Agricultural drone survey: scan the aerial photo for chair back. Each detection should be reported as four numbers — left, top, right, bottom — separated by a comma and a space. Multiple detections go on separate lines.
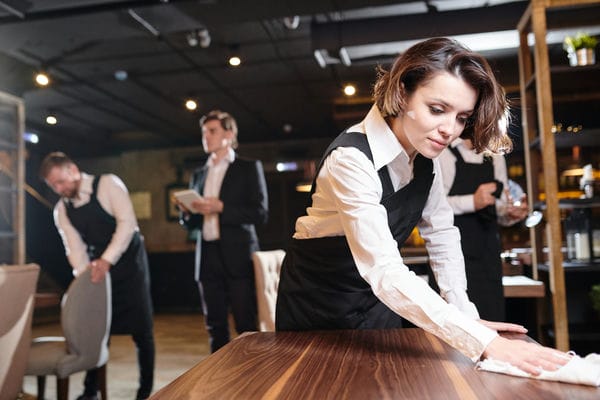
252, 250, 285, 332
57, 268, 111, 377
0, 264, 40, 400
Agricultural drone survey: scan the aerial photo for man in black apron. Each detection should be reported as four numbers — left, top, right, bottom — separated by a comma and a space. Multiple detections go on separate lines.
41, 152, 155, 400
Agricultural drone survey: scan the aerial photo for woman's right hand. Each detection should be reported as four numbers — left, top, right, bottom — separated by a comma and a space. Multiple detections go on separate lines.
482, 335, 572, 375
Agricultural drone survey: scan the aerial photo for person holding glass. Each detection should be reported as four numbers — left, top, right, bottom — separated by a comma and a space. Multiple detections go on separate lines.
439, 131, 529, 321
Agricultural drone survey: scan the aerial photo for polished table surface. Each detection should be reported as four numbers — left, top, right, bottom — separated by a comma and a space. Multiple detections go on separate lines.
151, 328, 599, 399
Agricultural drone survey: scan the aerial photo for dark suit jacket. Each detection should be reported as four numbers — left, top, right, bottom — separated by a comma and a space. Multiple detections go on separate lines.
180, 155, 269, 281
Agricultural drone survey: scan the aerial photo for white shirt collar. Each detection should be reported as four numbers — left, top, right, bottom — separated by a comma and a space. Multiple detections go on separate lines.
207, 148, 235, 167
349, 104, 408, 170
449, 137, 465, 149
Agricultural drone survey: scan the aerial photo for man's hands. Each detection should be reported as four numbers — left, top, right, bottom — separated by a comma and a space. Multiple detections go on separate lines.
188, 197, 224, 215
90, 258, 111, 283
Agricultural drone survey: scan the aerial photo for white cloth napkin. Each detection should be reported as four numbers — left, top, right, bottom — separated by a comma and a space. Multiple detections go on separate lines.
476, 353, 600, 386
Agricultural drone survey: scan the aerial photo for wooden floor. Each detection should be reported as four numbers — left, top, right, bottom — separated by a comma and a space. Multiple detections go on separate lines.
22, 313, 221, 400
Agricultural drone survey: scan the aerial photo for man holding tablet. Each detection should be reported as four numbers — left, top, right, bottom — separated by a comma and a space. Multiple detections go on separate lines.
177, 110, 269, 352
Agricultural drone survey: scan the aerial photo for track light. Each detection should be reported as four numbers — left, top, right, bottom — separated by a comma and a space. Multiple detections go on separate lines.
313, 49, 327, 68
198, 28, 211, 48
186, 28, 211, 48
283, 16, 300, 30
339, 47, 351, 67
186, 31, 198, 47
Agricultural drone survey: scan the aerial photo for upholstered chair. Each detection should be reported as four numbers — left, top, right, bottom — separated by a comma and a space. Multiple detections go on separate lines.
26, 268, 111, 400
0, 263, 40, 400
252, 250, 286, 332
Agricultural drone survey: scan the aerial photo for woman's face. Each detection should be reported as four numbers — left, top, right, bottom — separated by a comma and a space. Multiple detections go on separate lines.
391, 71, 477, 160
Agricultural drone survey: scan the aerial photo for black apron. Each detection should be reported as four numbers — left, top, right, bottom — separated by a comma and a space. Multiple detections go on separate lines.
447, 146, 504, 321
66, 176, 154, 334
276, 131, 434, 330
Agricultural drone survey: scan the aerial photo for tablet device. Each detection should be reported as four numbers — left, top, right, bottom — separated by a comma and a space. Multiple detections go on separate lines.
173, 189, 203, 212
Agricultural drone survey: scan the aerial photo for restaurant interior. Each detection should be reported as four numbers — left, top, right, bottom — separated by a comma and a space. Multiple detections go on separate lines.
1, 0, 599, 398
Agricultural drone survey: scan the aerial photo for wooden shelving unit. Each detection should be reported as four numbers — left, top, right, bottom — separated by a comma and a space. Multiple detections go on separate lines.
517, 0, 600, 351
0, 91, 25, 265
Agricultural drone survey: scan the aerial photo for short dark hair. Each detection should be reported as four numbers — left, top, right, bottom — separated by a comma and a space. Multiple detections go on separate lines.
372, 37, 511, 154
199, 110, 238, 149
39, 151, 74, 179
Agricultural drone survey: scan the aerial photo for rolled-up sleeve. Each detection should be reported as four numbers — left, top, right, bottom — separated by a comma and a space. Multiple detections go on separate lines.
54, 202, 89, 275
97, 174, 137, 265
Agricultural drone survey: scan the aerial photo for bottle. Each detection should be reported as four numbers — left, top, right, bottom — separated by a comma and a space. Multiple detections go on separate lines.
572, 209, 591, 261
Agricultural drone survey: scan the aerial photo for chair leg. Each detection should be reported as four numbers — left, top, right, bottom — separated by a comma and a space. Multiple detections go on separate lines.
36, 376, 46, 400
57, 377, 69, 400
98, 364, 108, 400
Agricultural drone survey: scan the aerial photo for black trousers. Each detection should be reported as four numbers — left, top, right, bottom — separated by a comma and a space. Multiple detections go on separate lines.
83, 330, 155, 399
199, 240, 257, 353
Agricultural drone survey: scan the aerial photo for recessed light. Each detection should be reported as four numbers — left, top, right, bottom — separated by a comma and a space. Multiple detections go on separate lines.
185, 99, 198, 111
46, 115, 57, 125
343, 84, 356, 96
35, 72, 50, 86
229, 56, 241, 66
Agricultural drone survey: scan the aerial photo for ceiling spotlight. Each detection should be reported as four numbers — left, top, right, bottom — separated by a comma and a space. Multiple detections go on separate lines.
186, 30, 198, 47
313, 49, 327, 68
229, 56, 241, 67
46, 115, 57, 125
185, 99, 198, 111
35, 72, 50, 86
343, 84, 356, 96
339, 47, 351, 67
283, 16, 300, 30
198, 28, 211, 48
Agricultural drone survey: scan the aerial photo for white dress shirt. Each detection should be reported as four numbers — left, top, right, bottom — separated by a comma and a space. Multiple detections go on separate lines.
438, 138, 519, 226
54, 172, 139, 274
294, 105, 497, 361
202, 149, 235, 241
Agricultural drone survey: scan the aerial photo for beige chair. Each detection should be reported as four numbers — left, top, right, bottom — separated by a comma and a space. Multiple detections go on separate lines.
26, 268, 111, 400
252, 250, 286, 332
0, 263, 40, 400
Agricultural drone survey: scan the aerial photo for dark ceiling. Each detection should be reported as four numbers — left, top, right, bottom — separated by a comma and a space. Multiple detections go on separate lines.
0, 0, 598, 158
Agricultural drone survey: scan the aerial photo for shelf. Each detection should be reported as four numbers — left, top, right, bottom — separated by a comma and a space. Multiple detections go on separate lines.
0, 231, 16, 239
538, 261, 600, 272
534, 197, 600, 210
521, 64, 600, 98
529, 128, 600, 150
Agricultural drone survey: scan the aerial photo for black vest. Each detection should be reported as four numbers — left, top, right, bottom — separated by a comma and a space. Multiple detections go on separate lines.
66, 176, 153, 334
276, 131, 434, 330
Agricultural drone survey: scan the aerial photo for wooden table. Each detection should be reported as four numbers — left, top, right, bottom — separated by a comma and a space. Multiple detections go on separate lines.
150, 328, 599, 399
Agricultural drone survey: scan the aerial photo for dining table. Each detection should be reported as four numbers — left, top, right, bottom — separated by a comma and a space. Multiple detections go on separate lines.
150, 328, 599, 399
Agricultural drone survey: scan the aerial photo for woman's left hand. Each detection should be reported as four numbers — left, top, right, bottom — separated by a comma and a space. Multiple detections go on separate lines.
479, 319, 528, 333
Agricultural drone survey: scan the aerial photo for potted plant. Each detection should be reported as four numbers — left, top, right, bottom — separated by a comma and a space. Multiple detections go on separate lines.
563, 32, 598, 66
